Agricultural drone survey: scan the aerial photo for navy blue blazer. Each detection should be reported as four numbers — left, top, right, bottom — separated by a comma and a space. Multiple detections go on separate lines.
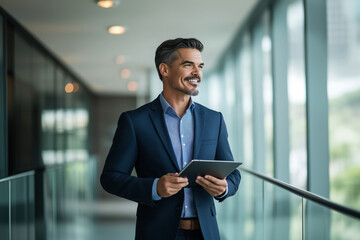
101, 96, 241, 240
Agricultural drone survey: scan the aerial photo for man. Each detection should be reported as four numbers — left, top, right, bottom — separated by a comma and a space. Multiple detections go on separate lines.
101, 38, 241, 240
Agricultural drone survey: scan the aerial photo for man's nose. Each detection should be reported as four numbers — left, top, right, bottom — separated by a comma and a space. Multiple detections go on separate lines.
192, 66, 202, 76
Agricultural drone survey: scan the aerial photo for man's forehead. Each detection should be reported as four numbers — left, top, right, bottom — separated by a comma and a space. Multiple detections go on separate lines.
176, 48, 203, 62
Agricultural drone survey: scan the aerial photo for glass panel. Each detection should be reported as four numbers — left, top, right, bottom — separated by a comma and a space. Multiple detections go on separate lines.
330, 210, 360, 239
261, 11, 274, 177
0, 13, 6, 178
304, 199, 330, 239
289, 194, 303, 239
40, 58, 56, 166
264, 182, 303, 240
223, 55, 237, 158
327, 0, 360, 211
217, 171, 262, 240
287, 0, 307, 190
45, 169, 56, 239
27, 175, 35, 240
11, 177, 28, 240
207, 74, 222, 111
12, 32, 37, 174
72, 84, 90, 163
65, 75, 75, 163
241, 33, 254, 169
55, 167, 66, 239
0, 181, 9, 240
55, 69, 65, 164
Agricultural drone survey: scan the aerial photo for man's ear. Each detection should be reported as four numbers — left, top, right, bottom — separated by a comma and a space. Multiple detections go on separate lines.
159, 63, 169, 78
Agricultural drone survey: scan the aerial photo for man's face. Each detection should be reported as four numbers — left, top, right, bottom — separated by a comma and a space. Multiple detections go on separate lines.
164, 48, 204, 96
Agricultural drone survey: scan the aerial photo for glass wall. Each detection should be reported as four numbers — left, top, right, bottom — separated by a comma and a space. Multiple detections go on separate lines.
1, 7, 95, 240
261, 11, 274, 177
240, 33, 253, 169
0, 12, 6, 178
217, 170, 360, 240
287, 0, 307, 189
327, 0, 360, 211
201, 0, 360, 237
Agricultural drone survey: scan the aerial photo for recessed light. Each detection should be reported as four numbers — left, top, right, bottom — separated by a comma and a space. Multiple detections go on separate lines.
121, 69, 131, 78
116, 55, 126, 64
108, 26, 126, 35
127, 81, 138, 92
65, 83, 74, 93
96, 0, 119, 8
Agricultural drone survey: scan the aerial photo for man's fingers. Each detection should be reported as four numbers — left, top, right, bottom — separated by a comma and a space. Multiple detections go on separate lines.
157, 173, 189, 197
166, 174, 188, 184
203, 175, 226, 185
195, 176, 227, 196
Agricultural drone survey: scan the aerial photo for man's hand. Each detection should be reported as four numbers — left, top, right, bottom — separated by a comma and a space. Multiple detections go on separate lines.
157, 173, 188, 198
196, 175, 228, 197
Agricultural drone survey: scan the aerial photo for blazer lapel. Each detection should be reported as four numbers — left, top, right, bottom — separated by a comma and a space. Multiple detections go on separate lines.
149, 97, 180, 171
193, 104, 205, 159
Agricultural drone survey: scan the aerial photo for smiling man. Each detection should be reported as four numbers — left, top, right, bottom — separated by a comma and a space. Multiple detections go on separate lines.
101, 38, 241, 240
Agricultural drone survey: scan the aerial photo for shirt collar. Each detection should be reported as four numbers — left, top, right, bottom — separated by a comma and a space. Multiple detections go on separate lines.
159, 93, 195, 116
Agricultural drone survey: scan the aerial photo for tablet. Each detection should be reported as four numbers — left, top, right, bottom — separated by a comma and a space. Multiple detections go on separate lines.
178, 160, 242, 188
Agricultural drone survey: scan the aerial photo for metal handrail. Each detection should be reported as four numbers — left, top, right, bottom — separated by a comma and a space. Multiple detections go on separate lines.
0, 170, 35, 183
240, 167, 360, 219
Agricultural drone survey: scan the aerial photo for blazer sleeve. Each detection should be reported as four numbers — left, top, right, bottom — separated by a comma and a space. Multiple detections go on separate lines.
215, 113, 241, 202
100, 112, 157, 207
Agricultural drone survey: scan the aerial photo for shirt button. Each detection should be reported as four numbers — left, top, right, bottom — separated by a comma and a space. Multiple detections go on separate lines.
181, 135, 184, 138
184, 162, 187, 164
185, 206, 188, 209
183, 143, 185, 146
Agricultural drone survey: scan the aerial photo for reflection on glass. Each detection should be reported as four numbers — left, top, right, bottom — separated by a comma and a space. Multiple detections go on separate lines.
0, 181, 9, 240
264, 182, 303, 239
330, 210, 360, 239
304, 199, 331, 239
287, 0, 307, 190
217, 171, 259, 240
241, 33, 254, 169
262, 11, 274, 177
11, 176, 35, 240
224, 55, 236, 153
327, 0, 360, 213
12, 32, 39, 174
55, 70, 65, 164
208, 74, 222, 111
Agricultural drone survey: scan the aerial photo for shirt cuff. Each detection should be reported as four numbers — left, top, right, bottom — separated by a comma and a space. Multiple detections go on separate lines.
152, 178, 162, 201
215, 186, 228, 199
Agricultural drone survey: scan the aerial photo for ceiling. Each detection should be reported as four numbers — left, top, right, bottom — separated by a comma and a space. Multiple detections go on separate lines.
1, 0, 258, 95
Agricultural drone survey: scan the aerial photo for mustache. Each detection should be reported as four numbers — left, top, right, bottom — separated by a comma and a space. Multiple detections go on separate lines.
184, 75, 201, 82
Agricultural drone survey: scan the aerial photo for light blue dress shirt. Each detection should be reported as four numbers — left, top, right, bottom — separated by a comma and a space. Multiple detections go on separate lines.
151, 94, 227, 218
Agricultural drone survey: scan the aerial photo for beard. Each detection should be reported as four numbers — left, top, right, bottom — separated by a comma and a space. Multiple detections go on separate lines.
173, 75, 201, 96
172, 84, 199, 96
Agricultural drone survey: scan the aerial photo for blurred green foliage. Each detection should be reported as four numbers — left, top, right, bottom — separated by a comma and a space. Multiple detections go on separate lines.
329, 89, 360, 210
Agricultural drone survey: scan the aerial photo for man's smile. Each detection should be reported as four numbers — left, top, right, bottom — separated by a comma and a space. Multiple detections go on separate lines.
184, 76, 201, 85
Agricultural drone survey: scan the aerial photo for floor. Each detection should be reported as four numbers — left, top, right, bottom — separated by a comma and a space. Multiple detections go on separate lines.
61, 198, 138, 240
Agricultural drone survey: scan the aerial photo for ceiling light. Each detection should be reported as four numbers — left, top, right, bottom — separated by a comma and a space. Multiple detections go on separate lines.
121, 69, 131, 78
96, 0, 118, 8
108, 26, 126, 35
127, 81, 138, 92
65, 83, 74, 93
116, 55, 125, 64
